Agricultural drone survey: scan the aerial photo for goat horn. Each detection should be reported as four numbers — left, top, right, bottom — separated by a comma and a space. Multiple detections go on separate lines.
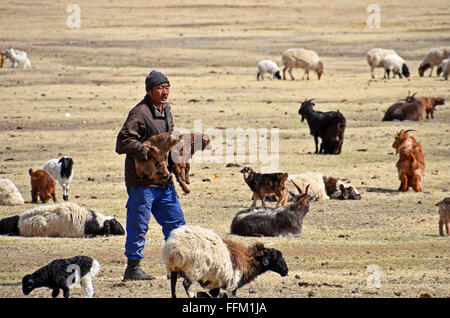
305, 184, 310, 195
403, 129, 416, 133
290, 179, 303, 194
411, 92, 417, 98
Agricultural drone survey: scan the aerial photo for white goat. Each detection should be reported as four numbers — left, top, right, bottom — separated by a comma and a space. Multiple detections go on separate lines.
4, 48, 31, 68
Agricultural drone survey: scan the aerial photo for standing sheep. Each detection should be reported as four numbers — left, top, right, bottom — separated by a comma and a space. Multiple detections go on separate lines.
22, 256, 100, 298
282, 48, 324, 80
43, 156, 74, 201
436, 198, 450, 236
162, 225, 288, 298
381, 54, 410, 79
4, 48, 31, 68
0, 202, 124, 237
437, 58, 450, 80
366, 48, 398, 79
256, 60, 281, 80
418, 48, 450, 77
0, 178, 25, 205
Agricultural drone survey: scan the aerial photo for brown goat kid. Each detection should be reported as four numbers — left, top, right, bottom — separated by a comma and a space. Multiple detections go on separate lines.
416, 97, 445, 119
134, 131, 183, 183
392, 130, 425, 192
240, 167, 288, 208
29, 169, 57, 203
169, 133, 211, 194
436, 198, 450, 236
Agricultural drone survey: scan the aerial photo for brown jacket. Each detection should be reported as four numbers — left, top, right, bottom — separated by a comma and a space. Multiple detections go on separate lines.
116, 95, 175, 187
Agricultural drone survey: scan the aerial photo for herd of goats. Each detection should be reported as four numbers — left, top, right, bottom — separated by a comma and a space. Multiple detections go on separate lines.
0, 45, 449, 298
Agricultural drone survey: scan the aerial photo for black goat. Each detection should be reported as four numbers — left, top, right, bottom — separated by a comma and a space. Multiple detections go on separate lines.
230, 182, 315, 237
298, 99, 346, 154
382, 92, 425, 122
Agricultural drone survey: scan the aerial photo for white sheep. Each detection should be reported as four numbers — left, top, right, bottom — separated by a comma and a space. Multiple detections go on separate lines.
256, 59, 281, 80
162, 225, 288, 298
4, 48, 31, 68
0, 202, 125, 237
380, 54, 410, 79
437, 58, 450, 80
43, 156, 74, 201
287, 171, 361, 201
281, 48, 324, 80
0, 178, 25, 205
366, 48, 398, 79
22, 256, 100, 298
418, 47, 450, 77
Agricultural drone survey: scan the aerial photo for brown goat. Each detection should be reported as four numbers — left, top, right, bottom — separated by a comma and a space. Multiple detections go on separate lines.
29, 169, 57, 203
383, 92, 425, 121
134, 131, 183, 182
436, 198, 450, 236
392, 129, 425, 192
240, 167, 288, 207
169, 133, 211, 194
416, 97, 445, 119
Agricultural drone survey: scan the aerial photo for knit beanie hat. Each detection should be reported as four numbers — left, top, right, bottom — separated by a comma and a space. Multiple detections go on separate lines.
145, 70, 169, 91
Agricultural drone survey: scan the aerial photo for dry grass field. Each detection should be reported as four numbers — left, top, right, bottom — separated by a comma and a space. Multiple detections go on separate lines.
0, 0, 449, 299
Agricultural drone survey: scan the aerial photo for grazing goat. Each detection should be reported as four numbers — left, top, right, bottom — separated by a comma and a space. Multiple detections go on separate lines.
392, 129, 425, 192
436, 198, 450, 236
43, 156, 74, 201
240, 167, 288, 208
298, 98, 346, 154
22, 256, 100, 298
382, 92, 425, 122
169, 133, 211, 194
231, 182, 314, 237
162, 225, 288, 298
134, 131, 183, 183
29, 169, 57, 204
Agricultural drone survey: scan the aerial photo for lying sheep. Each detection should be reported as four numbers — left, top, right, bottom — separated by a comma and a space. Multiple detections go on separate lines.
418, 48, 450, 77
381, 54, 410, 79
162, 225, 288, 298
43, 156, 74, 201
29, 168, 57, 204
436, 198, 450, 236
0, 178, 24, 205
437, 58, 450, 80
0, 202, 125, 237
366, 48, 398, 79
4, 48, 31, 68
287, 171, 361, 200
256, 60, 281, 80
282, 48, 324, 80
22, 256, 100, 298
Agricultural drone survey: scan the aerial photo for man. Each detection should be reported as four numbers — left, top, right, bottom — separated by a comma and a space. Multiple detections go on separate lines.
116, 70, 186, 281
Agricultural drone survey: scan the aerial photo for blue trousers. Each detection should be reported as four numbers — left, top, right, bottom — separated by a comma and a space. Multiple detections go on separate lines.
124, 184, 185, 260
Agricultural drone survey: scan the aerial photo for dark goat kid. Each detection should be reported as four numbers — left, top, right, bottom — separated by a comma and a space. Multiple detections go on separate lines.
230, 182, 315, 237
298, 99, 346, 154
240, 167, 288, 208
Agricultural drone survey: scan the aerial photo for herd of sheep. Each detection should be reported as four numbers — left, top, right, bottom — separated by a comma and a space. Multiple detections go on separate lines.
0, 44, 449, 298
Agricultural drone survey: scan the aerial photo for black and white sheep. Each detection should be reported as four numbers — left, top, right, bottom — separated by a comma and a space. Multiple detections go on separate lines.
437, 58, 450, 80
0, 178, 25, 205
0, 202, 124, 237
22, 256, 100, 298
162, 225, 288, 298
230, 182, 314, 237
256, 60, 281, 80
381, 54, 410, 79
366, 48, 398, 79
43, 156, 74, 201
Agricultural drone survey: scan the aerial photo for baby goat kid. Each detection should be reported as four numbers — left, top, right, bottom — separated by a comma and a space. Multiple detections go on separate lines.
22, 256, 100, 298
29, 169, 57, 203
240, 167, 288, 207
436, 198, 450, 236
392, 129, 425, 192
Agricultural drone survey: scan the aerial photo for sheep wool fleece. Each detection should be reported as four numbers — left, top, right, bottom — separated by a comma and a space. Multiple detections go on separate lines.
125, 184, 185, 260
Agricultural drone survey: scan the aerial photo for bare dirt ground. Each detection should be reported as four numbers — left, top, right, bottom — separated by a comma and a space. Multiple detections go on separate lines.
0, 0, 449, 299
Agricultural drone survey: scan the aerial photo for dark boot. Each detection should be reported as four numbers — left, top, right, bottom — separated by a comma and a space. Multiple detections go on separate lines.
123, 259, 155, 281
